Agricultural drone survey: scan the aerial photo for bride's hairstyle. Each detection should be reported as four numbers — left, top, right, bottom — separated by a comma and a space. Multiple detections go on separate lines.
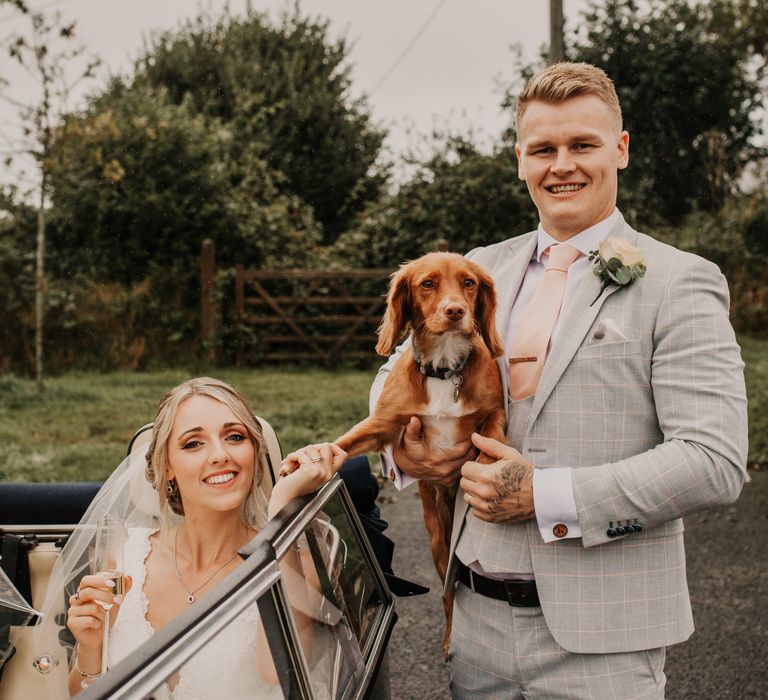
144, 377, 270, 528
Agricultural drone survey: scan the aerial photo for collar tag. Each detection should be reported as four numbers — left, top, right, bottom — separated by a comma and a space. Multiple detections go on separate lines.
452, 374, 464, 403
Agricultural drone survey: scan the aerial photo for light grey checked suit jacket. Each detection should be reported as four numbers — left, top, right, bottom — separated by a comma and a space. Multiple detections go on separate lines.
373, 213, 747, 655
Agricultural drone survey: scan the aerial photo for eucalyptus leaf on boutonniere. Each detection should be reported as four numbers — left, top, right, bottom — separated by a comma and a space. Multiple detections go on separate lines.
588, 237, 646, 306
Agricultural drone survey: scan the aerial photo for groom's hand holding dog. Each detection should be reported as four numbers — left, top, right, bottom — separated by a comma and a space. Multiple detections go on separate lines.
392, 416, 476, 488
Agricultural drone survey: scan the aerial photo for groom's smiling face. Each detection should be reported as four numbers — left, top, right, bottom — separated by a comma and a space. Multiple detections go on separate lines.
515, 94, 629, 240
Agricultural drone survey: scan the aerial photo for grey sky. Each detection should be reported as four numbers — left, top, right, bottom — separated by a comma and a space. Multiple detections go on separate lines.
0, 0, 591, 185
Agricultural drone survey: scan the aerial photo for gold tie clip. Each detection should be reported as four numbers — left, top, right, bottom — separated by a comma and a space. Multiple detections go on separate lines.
509, 356, 537, 364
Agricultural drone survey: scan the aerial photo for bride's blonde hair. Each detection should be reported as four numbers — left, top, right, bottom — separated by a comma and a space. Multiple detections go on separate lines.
144, 377, 270, 529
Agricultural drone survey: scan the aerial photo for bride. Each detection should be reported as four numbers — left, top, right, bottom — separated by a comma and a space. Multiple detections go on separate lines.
45, 377, 345, 698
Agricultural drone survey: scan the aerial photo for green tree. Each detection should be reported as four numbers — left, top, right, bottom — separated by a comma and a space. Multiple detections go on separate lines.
46, 82, 322, 283
566, 0, 766, 223
335, 137, 538, 268
134, 7, 387, 243
0, 0, 99, 386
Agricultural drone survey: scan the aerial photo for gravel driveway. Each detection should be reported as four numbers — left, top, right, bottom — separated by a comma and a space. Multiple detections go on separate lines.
382, 468, 768, 699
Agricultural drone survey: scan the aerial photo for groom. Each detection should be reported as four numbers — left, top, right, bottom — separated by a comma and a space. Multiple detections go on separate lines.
373, 62, 747, 698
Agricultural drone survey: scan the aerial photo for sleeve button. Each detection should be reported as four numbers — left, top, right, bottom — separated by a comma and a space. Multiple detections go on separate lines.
553, 523, 568, 538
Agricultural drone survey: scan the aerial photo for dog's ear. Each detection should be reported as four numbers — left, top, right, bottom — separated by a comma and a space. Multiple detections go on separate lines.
376, 266, 412, 355
475, 267, 504, 358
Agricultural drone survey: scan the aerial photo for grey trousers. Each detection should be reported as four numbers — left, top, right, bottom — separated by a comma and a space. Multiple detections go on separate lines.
449, 583, 666, 699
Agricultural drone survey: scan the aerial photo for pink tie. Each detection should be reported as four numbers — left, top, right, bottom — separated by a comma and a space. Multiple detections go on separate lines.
508, 244, 581, 400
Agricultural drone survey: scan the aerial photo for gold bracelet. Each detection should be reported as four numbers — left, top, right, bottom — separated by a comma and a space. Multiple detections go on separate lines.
74, 659, 102, 679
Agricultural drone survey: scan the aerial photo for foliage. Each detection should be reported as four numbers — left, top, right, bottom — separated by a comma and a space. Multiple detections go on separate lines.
742, 336, 768, 466
0, 2, 100, 386
650, 190, 768, 334
133, 6, 387, 243
334, 137, 538, 268
568, 0, 767, 224
0, 190, 36, 372
46, 83, 324, 283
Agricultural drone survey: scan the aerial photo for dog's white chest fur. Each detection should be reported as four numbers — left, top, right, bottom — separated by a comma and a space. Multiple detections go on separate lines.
422, 377, 465, 451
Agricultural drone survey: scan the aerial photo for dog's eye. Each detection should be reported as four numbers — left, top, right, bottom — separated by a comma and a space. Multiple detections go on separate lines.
463, 279, 476, 288
421, 280, 434, 289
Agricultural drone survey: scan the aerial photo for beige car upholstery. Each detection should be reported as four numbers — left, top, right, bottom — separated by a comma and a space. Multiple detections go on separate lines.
0, 416, 282, 700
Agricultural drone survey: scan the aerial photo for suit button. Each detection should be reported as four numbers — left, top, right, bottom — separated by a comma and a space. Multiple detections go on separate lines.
607, 528, 617, 538
553, 523, 568, 538
633, 521, 643, 532
615, 526, 626, 536
624, 524, 636, 533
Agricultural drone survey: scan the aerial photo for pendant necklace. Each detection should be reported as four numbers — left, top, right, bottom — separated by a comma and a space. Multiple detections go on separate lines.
174, 526, 249, 604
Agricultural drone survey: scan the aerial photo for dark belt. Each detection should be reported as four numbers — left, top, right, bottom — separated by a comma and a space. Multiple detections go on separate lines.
457, 564, 540, 607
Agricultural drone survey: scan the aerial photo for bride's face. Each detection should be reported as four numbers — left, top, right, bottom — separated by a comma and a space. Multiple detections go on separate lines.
166, 394, 255, 515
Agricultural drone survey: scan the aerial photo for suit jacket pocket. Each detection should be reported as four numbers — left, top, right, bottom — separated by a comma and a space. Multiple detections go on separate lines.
573, 338, 644, 362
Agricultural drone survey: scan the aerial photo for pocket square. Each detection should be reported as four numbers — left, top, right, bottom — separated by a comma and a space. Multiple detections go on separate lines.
587, 319, 628, 345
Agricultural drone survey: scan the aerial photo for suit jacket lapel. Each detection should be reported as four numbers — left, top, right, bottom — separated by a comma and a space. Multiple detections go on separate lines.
527, 216, 638, 430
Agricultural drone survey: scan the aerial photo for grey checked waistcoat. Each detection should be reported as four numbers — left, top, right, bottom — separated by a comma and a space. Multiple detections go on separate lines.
454, 395, 536, 574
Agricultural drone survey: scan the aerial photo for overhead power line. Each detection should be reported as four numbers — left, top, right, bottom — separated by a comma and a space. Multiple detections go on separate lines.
370, 0, 449, 95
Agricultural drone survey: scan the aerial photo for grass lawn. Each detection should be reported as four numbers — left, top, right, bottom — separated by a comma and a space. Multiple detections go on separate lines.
0, 367, 376, 482
1, 335, 766, 482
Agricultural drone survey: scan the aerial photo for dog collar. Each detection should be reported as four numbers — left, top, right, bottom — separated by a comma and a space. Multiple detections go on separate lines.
412, 346, 470, 380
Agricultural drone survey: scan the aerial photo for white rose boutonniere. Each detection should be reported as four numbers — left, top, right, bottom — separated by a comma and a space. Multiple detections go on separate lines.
588, 237, 646, 306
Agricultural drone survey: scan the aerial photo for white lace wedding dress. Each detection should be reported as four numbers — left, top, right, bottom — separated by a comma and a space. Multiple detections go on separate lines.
108, 528, 283, 700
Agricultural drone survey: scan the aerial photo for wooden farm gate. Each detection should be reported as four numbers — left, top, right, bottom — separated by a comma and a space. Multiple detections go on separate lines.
234, 266, 392, 365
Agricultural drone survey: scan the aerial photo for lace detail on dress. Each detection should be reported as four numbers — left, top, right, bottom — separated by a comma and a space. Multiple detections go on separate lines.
107, 527, 282, 700
108, 527, 170, 699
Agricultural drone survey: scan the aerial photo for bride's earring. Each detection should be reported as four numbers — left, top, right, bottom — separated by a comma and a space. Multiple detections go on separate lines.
166, 479, 176, 495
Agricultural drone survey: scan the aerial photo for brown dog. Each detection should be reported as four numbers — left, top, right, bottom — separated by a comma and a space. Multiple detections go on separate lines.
335, 252, 507, 657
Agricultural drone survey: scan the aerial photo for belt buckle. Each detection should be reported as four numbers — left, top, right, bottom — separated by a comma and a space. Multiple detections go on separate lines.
503, 580, 527, 607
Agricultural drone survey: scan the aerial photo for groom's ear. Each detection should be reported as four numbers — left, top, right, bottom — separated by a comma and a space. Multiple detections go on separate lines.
515, 143, 526, 181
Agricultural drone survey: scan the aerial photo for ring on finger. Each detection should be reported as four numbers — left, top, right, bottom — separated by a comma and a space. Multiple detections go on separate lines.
310, 455, 323, 463
465, 493, 473, 506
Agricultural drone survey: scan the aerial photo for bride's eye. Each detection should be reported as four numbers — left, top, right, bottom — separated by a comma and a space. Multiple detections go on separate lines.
182, 440, 202, 450
227, 433, 246, 443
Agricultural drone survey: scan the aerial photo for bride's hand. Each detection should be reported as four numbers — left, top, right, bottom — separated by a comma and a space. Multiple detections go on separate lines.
67, 573, 134, 652
270, 442, 347, 518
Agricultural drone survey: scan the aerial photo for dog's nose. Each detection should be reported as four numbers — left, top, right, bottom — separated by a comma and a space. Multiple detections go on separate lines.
445, 304, 466, 320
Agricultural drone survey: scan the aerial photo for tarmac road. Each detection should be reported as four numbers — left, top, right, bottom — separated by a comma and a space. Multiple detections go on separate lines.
382, 468, 768, 699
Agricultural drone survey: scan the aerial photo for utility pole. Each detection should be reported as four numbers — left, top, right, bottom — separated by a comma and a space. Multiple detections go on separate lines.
549, 0, 565, 64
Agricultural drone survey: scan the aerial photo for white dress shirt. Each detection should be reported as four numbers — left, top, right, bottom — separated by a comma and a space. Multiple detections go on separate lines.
375, 209, 621, 545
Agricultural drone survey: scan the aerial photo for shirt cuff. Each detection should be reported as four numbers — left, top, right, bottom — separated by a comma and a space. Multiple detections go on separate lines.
380, 446, 418, 491
533, 467, 582, 542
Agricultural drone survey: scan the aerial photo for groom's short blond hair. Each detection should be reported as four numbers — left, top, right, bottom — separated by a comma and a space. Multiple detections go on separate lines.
516, 62, 623, 134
